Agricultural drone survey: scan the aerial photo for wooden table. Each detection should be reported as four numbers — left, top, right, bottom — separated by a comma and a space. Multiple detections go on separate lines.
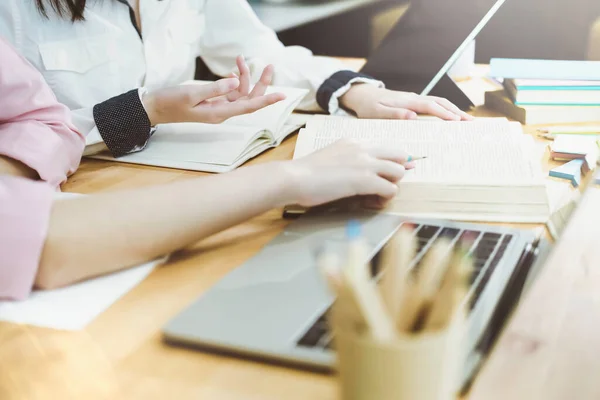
470, 174, 600, 400
0, 77, 597, 400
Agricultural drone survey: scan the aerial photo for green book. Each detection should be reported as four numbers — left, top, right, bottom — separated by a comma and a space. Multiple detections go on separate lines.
504, 79, 600, 106
484, 90, 600, 125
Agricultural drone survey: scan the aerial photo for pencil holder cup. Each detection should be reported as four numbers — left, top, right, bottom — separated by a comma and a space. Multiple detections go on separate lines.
333, 318, 465, 400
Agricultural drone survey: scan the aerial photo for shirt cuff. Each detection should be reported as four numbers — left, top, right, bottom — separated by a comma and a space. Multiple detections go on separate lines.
316, 70, 384, 116
92, 89, 153, 158
0, 177, 54, 300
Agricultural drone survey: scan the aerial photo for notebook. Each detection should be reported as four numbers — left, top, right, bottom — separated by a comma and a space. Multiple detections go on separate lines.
490, 58, 600, 81
506, 78, 600, 89
549, 134, 599, 161
89, 85, 310, 173
292, 117, 550, 223
484, 90, 600, 125
549, 159, 584, 187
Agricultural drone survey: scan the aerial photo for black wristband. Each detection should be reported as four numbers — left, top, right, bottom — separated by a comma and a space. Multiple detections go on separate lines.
93, 89, 152, 158
316, 70, 376, 113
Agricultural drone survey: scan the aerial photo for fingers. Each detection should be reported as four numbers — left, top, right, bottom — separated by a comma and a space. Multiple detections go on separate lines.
372, 159, 406, 183
412, 97, 461, 121
204, 92, 286, 122
430, 96, 474, 121
366, 144, 411, 165
373, 105, 418, 120
404, 161, 417, 170
361, 195, 391, 210
187, 78, 240, 105
336, 140, 409, 190
249, 64, 275, 98
353, 174, 399, 200
236, 55, 251, 97
383, 93, 465, 121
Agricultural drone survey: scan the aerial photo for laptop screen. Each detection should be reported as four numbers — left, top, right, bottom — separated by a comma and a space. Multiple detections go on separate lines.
361, 0, 507, 97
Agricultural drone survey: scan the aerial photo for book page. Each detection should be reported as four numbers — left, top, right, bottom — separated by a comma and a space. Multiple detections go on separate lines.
304, 117, 516, 144
217, 85, 308, 135
295, 118, 542, 185
124, 123, 264, 166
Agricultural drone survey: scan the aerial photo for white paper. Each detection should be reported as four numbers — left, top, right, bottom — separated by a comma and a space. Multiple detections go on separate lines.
0, 192, 163, 330
0, 260, 161, 330
551, 134, 599, 155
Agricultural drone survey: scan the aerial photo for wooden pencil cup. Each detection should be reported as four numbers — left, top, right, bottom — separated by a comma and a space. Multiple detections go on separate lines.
334, 318, 465, 400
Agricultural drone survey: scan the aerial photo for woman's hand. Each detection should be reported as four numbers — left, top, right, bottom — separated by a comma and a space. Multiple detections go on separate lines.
280, 139, 416, 209
339, 84, 473, 121
142, 57, 285, 126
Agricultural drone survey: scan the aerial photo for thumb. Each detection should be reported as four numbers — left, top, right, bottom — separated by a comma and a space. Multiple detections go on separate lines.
186, 78, 240, 105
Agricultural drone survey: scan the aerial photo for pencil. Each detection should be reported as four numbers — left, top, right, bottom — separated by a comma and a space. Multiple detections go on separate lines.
536, 133, 556, 141
341, 221, 397, 341
317, 250, 368, 335
397, 238, 451, 332
423, 244, 472, 331
346, 220, 371, 282
537, 126, 600, 135
380, 224, 416, 324
407, 155, 428, 162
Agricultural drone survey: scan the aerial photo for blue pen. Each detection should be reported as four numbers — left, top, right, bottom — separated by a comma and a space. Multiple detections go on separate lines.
407, 155, 428, 162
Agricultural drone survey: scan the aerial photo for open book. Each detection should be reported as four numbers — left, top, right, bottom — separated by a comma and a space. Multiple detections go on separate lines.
89, 85, 310, 173
293, 117, 550, 223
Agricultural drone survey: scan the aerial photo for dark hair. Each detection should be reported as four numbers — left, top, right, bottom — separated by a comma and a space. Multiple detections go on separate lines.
35, 0, 87, 21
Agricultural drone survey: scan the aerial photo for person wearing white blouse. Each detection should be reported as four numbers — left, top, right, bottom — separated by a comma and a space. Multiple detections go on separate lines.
0, 0, 471, 158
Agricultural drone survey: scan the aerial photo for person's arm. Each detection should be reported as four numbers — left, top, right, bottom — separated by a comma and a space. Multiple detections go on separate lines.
199, 0, 359, 112
0, 38, 85, 187
37, 140, 413, 290
0, 176, 55, 300
88, 76, 285, 157
199, 0, 470, 121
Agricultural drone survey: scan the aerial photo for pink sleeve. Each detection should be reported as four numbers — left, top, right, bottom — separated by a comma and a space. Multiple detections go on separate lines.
0, 176, 54, 300
0, 38, 84, 188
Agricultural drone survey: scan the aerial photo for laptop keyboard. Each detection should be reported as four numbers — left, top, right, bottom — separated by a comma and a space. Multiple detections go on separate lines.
297, 223, 513, 350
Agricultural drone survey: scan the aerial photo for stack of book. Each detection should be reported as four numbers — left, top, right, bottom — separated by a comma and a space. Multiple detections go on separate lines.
485, 58, 600, 125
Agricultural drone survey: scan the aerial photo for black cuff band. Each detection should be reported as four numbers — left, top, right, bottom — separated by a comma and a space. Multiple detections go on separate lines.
316, 70, 375, 113
93, 89, 151, 158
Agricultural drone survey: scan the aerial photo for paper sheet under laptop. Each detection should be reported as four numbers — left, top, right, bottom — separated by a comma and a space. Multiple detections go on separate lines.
0, 193, 163, 330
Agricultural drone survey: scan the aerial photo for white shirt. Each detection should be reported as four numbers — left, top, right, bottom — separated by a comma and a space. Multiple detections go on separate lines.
0, 0, 378, 151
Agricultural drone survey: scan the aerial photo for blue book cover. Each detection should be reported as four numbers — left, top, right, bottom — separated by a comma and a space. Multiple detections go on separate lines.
549, 159, 584, 187
491, 59, 600, 81
506, 78, 600, 91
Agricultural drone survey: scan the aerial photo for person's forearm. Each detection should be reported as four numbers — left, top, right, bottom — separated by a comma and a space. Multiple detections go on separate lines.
36, 162, 294, 289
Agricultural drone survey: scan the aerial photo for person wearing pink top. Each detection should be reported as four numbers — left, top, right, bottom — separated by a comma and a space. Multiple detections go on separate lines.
0, 37, 84, 299
0, 37, 416, 300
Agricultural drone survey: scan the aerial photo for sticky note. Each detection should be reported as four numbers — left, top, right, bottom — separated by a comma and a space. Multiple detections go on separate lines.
549, 159, 584, 187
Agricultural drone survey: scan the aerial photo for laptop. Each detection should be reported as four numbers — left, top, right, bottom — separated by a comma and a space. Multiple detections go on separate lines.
361, 0, 508, 110
163, 208, 550, 387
